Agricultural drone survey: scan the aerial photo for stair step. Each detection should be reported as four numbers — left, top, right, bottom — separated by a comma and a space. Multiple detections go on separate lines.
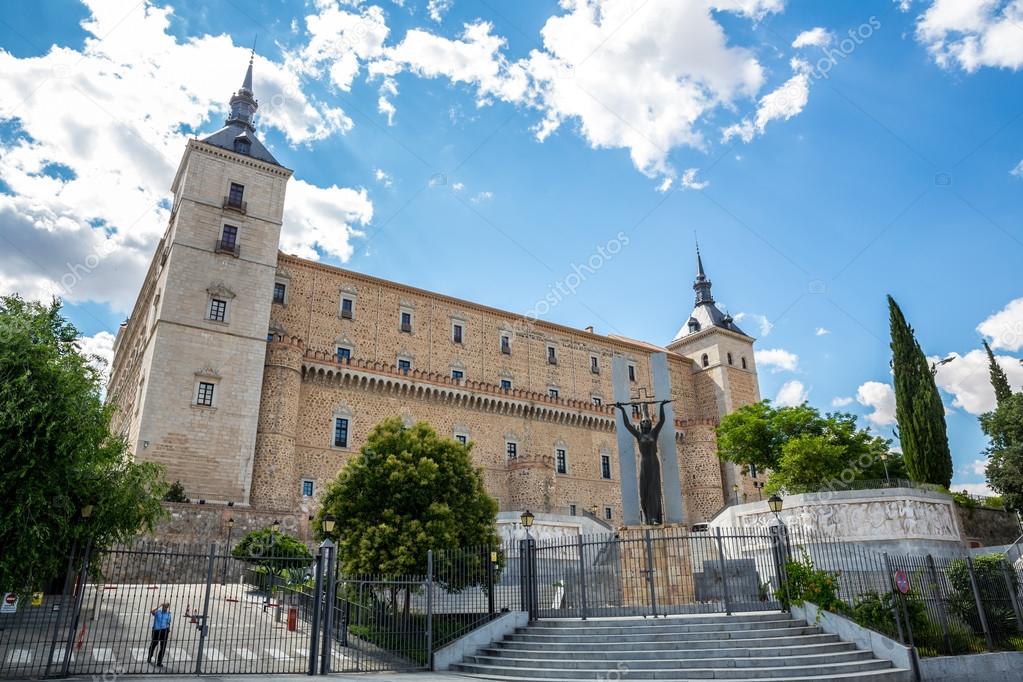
493, 633, 843, 651
479, 641, 858, 660
505, 625, 818, 643
450, 659, 895, 680
454, 670, 912, 682
467, 650, 874, 669
522, 618, 805, 635
536, 612, 786, 627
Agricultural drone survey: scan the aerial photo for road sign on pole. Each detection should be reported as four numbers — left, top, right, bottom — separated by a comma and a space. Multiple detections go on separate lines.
894, 570, 910, 595
2, 592, 18, 613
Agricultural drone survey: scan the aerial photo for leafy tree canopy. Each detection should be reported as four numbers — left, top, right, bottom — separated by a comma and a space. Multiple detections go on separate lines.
980, 392, 1023, 514
232, 527, 313, 573
717, 400, 901, 495
0, 296, 166, 593
317, 418, 498, 588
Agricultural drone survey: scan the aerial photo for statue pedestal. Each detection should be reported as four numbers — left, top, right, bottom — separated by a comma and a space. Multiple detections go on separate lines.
618, 525, 694, 608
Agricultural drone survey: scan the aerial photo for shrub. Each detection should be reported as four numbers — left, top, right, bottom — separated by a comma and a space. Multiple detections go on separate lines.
851, 590, 928, 640
163, 480, 189, 503
776, 551, 847, 617
947, 554, 1018, 642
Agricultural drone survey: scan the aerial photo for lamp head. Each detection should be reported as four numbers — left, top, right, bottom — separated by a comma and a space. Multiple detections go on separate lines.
80, 504, 94, 519
322, 514, 336, 534
271, 520, 281, 533
520, 510, 535, 528
767, 494, 783, 514
227, 517, 234, 527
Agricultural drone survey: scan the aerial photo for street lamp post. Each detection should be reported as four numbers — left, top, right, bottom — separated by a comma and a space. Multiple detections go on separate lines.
732, 484, 740, 506
265, 520, 281, 609
753, 481, 765, 501
880, 452, 890, 485
520, 510, 535, 539
222, 517, 234, 585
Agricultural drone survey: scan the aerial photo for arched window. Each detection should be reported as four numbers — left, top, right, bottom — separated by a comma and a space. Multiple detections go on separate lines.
701, 353, 709, 368
727, 352, 733, 365
741, 356, 748, 370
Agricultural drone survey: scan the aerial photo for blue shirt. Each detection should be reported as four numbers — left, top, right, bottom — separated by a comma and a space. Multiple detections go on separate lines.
152, 609, 172, 630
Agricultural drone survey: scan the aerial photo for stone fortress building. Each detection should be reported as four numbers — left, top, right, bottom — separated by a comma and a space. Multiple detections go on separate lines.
106, 58, 764, 534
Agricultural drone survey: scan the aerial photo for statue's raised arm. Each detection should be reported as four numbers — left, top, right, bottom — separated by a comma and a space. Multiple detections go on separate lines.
650, 399, 671, 439
614, 402, 642, 439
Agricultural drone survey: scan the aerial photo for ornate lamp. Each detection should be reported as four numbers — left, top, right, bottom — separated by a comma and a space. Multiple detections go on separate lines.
768, 494, 783, 515
520, 510, 535, 538
322, 514, 336, 535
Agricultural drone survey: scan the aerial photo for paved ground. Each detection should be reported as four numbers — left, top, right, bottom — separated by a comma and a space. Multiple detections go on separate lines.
1, 582, 409, 678
66, 674, 469, 682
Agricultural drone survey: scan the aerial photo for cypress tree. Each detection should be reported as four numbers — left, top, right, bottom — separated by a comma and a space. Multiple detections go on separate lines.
888, 295, 953, 487
983, 340, 1013, 405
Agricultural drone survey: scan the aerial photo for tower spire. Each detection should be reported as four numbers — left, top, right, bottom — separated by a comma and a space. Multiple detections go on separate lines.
225, 50, 258, 131
693, 245, 713, 305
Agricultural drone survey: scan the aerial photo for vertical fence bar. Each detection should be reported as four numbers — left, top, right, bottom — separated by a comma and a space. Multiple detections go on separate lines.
426, 550, 434, 670
926, 554, 953, 655
320, 541, 336, 674
61, 538, 92, 677
44, 542, 79, 678
487, 547, 496, 617
193, 543, 217, 674
966, 557, 995, 650
1000, 560, 1023, 633
714, 528, 732, 616
307, 549, 324, 675
643, 529, 658, 618
577, 535, 589, 620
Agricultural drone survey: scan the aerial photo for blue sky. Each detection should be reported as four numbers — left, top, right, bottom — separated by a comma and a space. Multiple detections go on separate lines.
1, 0, 1021, 494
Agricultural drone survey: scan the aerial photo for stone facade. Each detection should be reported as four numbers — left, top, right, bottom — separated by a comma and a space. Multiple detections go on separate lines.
107, 68, 765, 534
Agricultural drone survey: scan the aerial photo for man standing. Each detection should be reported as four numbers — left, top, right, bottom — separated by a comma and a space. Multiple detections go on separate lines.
148, 601, 172, 667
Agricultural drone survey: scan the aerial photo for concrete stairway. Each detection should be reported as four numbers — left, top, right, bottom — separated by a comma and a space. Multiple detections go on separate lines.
451, 611, 912, 681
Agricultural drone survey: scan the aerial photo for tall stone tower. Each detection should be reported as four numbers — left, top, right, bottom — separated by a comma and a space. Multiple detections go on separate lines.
107, 54, 292, 504
667, 249, 762, 507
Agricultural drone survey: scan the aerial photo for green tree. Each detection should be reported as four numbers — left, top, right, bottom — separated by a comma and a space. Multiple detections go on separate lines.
888, 295, 953, 488
317, 417, 499, 587
232, 527, 314, 588
983, 340, 1013, 406
717, 401, 900, 494
980, 392, 1023, 513
0, 296, 166, 593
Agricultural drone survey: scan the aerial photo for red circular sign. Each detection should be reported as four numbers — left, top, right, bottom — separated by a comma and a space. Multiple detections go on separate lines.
894, 570, 910, 595
4, 594, 16, 604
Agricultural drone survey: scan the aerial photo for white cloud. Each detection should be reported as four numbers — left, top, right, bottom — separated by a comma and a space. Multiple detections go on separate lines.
374, 167, 393, 187
755, 348, 800, 372
290, 2, 391, 91
967, 457, 989, 476
856, 381, 897, 426
929, 349, 1023, 415
279, 180, 373, 262
775, 380, 808, 407
950, 481, 995, 497
734, 312, 773, 336
470, 190, 493, 203
792, 27, 834, 48
915, 0, 1023, 71
832, 396, 854, 407
1011, 159, 1023, 177
815, 327, 830, 336
977, 297, 1023, 351
0, 0, 367, 313
78, 330, 116, 388
452, 181, 465, 191
723, 66, 810, 143
427, 0, 453, 23
656, 177, 674, 193
680, 168, 709, 190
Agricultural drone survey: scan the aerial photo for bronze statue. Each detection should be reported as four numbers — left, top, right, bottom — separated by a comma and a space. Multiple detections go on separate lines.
614, 399, 672, 525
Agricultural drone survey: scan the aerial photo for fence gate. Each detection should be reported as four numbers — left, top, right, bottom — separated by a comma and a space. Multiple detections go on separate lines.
524, 527, 784, 619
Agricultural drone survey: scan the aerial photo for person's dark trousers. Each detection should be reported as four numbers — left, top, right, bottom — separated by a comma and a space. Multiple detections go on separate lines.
148, 628, 169, 665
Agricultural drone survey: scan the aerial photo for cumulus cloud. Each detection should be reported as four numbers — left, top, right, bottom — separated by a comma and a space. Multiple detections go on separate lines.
279, 180, 373, 262
680, 168, 709, 190
734, 312, 773, 336
1011, 159, 1023, 177
775, 379, 808, 407
755, 348, 800, 372
966, 457, 989, 476
427, 0, 454, 23
856, 381, 897, 426
832, 396, 854, 407
78, 330, 116, 388
915, 0, 1023, 71
723, 65, 810, 143
929, 349, 1023, 415
792, 27, 834, 48
978, 297, 1023, 351
374, 167, 394, 187
290, 2, 390, 91
815, 327, 830, 336
0, 0, 367, 313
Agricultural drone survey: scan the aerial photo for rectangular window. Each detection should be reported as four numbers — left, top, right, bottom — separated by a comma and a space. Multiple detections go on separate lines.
301, 480, 314, 497
556, 448, 567, 474
601, 454, 612, 480
400, 311, 412, 332
506, 442, 517, 460
455, 434, 467, 445
273, 282, 286, 304
547, 345, 557, 364
500, 379, 512, 391
227, 182, 244, 207
196, 381, 215, 407
398, 359, 411, 373
632, 404, 641, 418
341, 297, 354, 319
267, 332, 274, 342
452, 369, 464, 381
334, 417, 349, 448
591, 355, 599, 374
221, 224, 238, 250
337, 347, 351, 363
452, 323, 463, 344
500, 335, 511, 354
628, 364, 636, 382
549, 388, 559, 399
604, 506, 613, 520
592, 396, 602, 407
569, 504, 577, 516
209, 298, 227, 322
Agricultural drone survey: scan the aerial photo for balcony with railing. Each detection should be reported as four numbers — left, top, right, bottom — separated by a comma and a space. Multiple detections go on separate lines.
222, 196, 247, 213
215, 239, 239, 256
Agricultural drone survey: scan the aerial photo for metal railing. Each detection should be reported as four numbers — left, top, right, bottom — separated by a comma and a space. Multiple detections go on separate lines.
214, 239, 239, 256
222, 197, 246, 213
